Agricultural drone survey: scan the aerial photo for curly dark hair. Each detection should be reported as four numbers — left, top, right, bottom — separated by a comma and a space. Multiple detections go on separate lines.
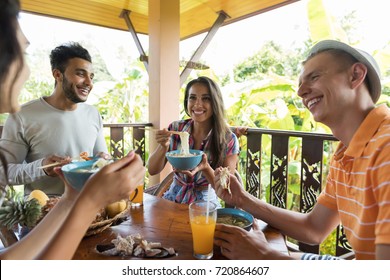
49, 42, 92, 73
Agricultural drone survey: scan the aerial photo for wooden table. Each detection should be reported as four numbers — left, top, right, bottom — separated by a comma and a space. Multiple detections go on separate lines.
73, 193, 289, 260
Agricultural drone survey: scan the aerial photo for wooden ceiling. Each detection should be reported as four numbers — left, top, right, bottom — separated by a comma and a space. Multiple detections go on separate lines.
20, 0, 299, 40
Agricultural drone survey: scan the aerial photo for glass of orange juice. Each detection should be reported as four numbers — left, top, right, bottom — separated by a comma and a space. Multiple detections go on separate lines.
129, 184, 144, 206
189, 200, 217, 259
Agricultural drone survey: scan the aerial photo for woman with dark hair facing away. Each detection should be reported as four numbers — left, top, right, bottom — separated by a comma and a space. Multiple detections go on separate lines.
148, 76, 239, 206
0, 0, 145, 259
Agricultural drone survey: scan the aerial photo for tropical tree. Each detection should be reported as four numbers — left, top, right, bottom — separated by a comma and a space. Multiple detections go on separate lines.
94, 64, 149, 124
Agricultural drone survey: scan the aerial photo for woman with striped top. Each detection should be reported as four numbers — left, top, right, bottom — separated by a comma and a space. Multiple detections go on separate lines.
148, 76, 239, 206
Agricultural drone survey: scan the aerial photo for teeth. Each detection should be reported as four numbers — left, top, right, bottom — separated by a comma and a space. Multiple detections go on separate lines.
307, 97, 321, 109
79, 88, 89, 94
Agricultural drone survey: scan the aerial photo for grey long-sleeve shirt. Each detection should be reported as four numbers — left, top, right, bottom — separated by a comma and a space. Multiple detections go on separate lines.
0, 97, 108, 195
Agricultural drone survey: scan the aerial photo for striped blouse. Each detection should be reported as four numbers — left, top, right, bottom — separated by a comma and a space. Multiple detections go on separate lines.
317, 105, 390, 259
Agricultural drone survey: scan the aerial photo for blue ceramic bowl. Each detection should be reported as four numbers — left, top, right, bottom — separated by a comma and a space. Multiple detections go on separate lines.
61, 159, 99, 191
217, 208, 254, 231
165, 149, 203, 170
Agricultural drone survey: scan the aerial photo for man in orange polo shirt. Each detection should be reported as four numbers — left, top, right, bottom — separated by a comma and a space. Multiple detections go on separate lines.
213, 40, 390, 260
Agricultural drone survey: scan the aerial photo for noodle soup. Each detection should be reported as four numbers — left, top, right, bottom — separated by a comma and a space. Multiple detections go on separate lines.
217, 208, 253, 231
217, 214, 251, 228
71, 158, 113, 173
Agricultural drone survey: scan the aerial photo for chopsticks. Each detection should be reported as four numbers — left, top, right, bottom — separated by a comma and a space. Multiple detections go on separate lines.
138, 127, 186, 135
170, 131, 187, 136
38, 162, 64, 169
138, 127, 158, 131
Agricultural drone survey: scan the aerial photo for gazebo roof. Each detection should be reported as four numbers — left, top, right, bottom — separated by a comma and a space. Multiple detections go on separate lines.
21, 0, 299, 40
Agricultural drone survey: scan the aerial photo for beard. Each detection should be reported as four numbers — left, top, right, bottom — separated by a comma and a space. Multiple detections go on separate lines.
62, 75, 87, 104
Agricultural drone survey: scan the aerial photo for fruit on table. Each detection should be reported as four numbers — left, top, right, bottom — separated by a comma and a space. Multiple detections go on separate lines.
105, 200, 127, 218
28, 190, 49, 206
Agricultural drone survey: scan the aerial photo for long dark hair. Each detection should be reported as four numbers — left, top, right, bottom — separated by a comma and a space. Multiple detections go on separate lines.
0, 0, 21, 195
183, 76, 231, 168
0, 0, 22, 103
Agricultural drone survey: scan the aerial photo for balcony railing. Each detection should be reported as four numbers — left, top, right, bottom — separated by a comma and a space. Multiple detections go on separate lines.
102, 123, 153, 163
233, 127, 351, 256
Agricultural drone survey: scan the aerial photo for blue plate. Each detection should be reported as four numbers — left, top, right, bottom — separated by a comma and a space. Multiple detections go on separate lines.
217, 208, 254, 231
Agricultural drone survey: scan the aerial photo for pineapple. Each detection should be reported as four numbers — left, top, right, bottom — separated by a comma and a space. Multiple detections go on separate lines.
0, 188, 42, 229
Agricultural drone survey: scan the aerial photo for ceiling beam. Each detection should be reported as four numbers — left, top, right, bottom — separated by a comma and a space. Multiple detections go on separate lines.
120, 9, 149, 72
179, 10, 229, 86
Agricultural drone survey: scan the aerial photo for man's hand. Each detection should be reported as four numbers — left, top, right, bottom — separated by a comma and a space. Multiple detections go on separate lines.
214, 219, 276, 259
41, 155, 72, 177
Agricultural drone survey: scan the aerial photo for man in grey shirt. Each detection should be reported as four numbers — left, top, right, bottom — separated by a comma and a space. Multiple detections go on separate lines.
0, 42, 109, 195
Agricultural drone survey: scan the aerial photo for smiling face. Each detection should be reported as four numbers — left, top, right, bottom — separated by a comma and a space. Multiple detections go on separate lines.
297, 51, 357, 127
186, 83, 213, 124
56, 57, 94, 104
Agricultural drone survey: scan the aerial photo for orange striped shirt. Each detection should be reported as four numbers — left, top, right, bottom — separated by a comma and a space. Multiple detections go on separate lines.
317, 105, 390, 260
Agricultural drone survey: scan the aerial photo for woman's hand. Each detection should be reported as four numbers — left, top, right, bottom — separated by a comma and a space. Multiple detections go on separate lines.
54, 167, 79, 202
175, 154, 216, 185
155, 128, 171, 148
86, 151, 145, 207
178, 153, 210, 177
76, 151, 145, 209
148, 129, 171, 175
234, 126, 248, 138
214, 219, 275, 259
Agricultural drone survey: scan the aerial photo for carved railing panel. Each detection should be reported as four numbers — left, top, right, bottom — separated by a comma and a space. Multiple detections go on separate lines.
133, 128, 146, 164
336, 225, 353, 256
246, 133, 261, 198
270, 135, 289, 209
300, 137, 323, 213
297, 137, 324, 253
108, 126, 124, 159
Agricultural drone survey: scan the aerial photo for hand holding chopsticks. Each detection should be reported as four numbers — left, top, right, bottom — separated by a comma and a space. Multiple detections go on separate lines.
140, 127, 188, 148
38, 155, 73, 172
38, 161, 64, 169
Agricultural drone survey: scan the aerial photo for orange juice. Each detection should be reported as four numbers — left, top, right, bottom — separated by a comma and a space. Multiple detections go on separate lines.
129, 184, 143, 206
189, 200, 217, 259
190, 215, 216, 255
